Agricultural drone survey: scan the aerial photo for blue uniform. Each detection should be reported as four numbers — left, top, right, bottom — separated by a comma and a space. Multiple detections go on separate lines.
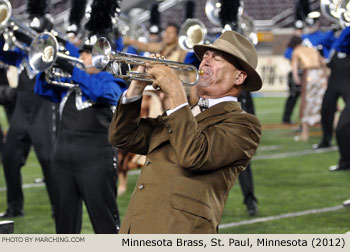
35, 60, 127, 233
35, 68, 125, 105
302, 30, 337, 58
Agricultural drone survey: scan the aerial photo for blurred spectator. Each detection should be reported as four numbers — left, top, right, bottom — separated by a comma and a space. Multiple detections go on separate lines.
291, 36, 328, 141
123, 23, 187, 62
282, 25, 304, 125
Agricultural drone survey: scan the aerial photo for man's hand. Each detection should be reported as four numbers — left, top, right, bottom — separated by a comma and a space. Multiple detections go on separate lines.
146, 63, 187, 109
126, 65, 149, 98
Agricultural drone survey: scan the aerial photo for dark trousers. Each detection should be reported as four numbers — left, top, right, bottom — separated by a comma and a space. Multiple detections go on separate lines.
238, 91, 257, 205
326, 54, 350, 168
282, 72, 301, 123
238, 164, 257, 204
2, 92, 55, 213
336, 101, 350, 169
319, 83, 340, 146
52, 129, 120, 234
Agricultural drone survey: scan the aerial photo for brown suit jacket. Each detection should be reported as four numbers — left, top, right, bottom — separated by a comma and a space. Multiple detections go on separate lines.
109, 98, 261, 233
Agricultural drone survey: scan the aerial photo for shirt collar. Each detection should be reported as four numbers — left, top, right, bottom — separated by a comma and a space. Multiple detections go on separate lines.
201, 96, 238, 108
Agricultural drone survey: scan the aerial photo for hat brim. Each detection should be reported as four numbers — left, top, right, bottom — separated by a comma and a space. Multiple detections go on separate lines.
193, 44, 262, 92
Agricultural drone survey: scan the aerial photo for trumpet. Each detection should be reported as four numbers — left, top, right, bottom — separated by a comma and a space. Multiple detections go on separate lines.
92, 37, 203, 86
29, 32, 85, 88
178, 18, 207, 52
0, 0, 38, 51
338, 0, 350, 28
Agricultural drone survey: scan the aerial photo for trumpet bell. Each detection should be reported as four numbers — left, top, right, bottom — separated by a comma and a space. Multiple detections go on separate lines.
205, 0, 221, 26
339, 0, 350, 27
0, 0, 11, 28
29, 32, 58, 72
92, 37, 111, 70
178, 18, 207, 52
239, 14, 258, 45
320, 0, 342, 23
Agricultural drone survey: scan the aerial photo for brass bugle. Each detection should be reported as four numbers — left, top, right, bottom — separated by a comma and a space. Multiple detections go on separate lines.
0, 0, 38, 50
92, 37, 201, 86
29, 32, 85, 72
28, 32, 85, 88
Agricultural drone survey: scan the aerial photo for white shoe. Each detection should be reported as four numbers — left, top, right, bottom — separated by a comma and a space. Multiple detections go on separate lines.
343, 199, 350, 207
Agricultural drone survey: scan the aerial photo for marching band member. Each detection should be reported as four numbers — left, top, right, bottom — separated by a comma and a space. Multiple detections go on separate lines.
34, 0, 126, 234
0, 0, 56, 219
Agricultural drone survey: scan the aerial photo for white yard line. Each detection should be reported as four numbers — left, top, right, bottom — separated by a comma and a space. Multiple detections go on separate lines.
253, 146, 337, 160
257, 145, 281, 151
219, 205, 345, 229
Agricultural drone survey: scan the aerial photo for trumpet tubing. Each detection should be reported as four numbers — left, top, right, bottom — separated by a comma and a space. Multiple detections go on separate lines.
92, 37, 201, 86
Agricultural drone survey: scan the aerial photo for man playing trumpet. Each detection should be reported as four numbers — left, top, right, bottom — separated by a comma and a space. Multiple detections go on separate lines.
109, 30, 262, 233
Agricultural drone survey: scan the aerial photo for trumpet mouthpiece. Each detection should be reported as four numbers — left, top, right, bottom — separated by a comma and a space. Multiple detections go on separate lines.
199, 69, 205, 75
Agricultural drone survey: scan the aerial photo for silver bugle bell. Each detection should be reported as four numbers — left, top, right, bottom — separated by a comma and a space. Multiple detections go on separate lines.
178, 18, 207, 52
338, 0, 350, 27
92, 37, 203, 86
29, 32, 84, 72
0, 0, 38, 51
28, 32, 85, 88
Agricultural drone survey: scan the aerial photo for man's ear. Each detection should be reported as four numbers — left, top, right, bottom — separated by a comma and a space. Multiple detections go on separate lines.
234, 71, 248, 86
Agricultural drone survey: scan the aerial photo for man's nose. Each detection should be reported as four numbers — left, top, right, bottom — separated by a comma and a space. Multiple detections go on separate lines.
201, 56, 211, 65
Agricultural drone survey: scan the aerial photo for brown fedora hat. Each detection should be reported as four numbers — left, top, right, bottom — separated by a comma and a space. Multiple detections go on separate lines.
193, 30, 262, 91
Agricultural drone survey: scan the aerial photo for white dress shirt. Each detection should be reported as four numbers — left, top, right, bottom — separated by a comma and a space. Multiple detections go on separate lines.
120, 90, 238, 115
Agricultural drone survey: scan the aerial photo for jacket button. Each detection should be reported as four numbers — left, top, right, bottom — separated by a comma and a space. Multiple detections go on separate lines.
144, 160, 151, 165
138, 184, 144, 190
168, 128, 172, 133
164, 123, 170, 128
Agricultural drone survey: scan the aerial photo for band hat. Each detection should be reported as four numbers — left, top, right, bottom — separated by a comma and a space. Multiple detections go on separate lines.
193, 30, 262, 91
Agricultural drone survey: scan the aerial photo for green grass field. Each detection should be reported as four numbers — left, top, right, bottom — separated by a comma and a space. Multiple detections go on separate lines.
0, 96, 349, 234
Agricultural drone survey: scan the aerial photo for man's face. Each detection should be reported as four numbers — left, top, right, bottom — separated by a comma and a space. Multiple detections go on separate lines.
196, 50, 245, 98
163, 26, 178, 45
80, 51, 99, 74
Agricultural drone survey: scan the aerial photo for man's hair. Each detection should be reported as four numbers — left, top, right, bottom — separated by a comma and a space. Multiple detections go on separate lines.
221, 51, 244, 71
287, 35, 302, 49
167, 23, 180, 35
